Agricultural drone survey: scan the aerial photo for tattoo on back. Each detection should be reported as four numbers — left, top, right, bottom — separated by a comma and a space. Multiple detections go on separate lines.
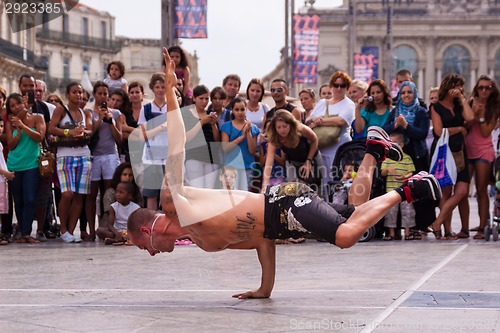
231, 212, 256, 240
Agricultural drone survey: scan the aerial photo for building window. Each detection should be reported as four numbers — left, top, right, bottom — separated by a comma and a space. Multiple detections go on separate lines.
495, 48, 500, 85
101, 63, 107, 80
393, 44, 418, 79
62, 14, 68, 35
131, 51, 141, 69
82, 17, 89, 40
442, 44, 470, 84
42, 12, 49, 32
83, 60, 90, 73
100, 21, 106, 40
63, 58, 70, 80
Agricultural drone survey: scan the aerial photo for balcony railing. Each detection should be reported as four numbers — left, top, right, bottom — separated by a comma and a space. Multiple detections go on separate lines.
37, 29, 122, 52
0, 38, 49, 69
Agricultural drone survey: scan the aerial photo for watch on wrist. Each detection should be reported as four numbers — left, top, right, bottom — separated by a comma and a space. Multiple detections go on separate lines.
479, 117, 486, 124
63, 129, 70, 136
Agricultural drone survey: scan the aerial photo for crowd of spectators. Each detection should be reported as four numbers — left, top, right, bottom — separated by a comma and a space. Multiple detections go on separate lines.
0, 46, 498, 246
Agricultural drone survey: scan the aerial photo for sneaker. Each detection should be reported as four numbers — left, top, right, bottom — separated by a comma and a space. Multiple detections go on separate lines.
366, 126, 403, 162
73, 235, 82, 243
61, 231, 75, 243
401, 171, 442, 203
36, 231, 48, 242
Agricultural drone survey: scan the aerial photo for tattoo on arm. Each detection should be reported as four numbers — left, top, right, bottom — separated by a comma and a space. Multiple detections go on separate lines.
165, 155, 183, 190
230, 213, 257, 240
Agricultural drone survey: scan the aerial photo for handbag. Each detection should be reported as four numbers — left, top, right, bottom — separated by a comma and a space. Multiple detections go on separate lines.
429, 128, 457, 188
49, 106, 90, 148
38, 139, 56, 177
312, 100, 341, 148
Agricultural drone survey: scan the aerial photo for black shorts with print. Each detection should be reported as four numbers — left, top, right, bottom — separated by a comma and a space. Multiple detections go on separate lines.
263, 183, 354, 244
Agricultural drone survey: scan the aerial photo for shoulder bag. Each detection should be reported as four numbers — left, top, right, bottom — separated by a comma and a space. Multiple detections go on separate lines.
312, 100, 341, 149
49, 106, 90, 148
38, 139, 56, 177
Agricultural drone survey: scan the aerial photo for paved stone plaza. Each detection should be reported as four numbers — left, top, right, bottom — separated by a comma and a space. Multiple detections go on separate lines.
0, 198, 499, 333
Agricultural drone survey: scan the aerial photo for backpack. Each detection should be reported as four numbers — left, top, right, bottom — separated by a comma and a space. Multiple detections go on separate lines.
144, 103, 154, 121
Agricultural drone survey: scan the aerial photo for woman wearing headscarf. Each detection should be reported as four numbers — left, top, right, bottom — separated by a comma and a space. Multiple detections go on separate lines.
383, 81, 432, 237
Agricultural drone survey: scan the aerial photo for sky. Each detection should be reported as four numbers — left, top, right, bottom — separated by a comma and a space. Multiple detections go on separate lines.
82, 0, 343, 90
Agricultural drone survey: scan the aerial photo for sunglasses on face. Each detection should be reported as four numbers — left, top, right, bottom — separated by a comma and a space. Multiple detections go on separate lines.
477, 85, 492, 91
270, 87, 284, 93
332, 83, 347, 89
47, 99, 60, 103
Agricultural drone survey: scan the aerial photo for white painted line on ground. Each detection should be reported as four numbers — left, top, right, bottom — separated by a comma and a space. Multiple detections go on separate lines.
359, 244, 468, 333
0, 288, 403, 293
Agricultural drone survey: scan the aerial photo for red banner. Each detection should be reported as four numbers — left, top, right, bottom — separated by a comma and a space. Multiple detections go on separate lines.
292, 14, 320, 84
353, 46, 379, 84
174, 0, 208, 39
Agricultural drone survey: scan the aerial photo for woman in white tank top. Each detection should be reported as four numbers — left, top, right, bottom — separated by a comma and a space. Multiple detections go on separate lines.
48, 82, 93, 243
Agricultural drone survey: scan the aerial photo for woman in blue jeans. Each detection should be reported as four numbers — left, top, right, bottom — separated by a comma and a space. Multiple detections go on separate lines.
5, 93, 46, 243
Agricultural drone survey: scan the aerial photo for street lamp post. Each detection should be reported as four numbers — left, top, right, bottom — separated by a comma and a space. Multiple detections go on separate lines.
384, 4, 394, 86
285, 0, 290, 87
161, 0, 176, 47
348, 0, 357, 77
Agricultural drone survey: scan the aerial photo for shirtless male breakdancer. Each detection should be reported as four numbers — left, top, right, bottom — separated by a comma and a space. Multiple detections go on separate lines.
127, 48, 442, 299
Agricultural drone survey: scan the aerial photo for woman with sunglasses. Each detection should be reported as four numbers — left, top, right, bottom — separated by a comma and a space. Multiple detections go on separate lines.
306, 71, 355, 183
46, 94, 64, 107
354, 79, 392, 138
430, 74, 474, 240
456, 75, 500, 239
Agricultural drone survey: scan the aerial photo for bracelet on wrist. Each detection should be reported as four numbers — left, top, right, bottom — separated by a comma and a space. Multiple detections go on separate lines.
63, 129, 70, 137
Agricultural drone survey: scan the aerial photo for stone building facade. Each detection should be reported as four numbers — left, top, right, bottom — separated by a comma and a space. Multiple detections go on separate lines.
0, 1, 198, 98
267, 0, 500, 97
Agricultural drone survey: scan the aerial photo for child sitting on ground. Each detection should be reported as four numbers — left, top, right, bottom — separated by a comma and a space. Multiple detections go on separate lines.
96, 182, 140, 245
380, 133, 416, 241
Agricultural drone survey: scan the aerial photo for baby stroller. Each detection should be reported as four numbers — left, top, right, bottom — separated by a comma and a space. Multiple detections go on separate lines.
485, 150, 500, 241
327, 139, 383, 242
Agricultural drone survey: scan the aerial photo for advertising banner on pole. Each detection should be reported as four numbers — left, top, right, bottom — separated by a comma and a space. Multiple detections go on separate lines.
353, 46, 379, 84
174, 0, 208, 39
292, 14, 320, 84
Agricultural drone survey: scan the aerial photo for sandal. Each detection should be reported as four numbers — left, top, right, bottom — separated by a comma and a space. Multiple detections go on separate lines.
444, 232, 458, 240
17, 236, 40, 244
455, 229, 470, 239
383, 235, 394, 241
431, 229, 443, 240
412, 229, 422, 240
473, 229, 485, 239
405, 234, 415, 240
470, 226, 481, 232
